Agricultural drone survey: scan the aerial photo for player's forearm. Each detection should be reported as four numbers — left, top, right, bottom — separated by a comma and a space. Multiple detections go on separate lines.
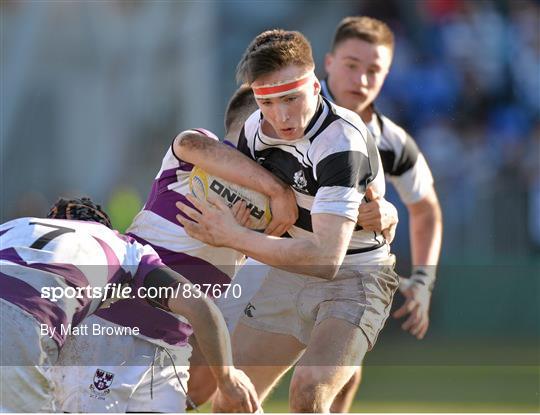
228, 228, 344, 279
174, 132, 287, 198
168, 295, 233, 382
408, 193, 443, 268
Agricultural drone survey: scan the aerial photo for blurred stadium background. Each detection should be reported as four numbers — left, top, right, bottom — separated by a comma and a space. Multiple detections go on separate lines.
1, 0, 538, 412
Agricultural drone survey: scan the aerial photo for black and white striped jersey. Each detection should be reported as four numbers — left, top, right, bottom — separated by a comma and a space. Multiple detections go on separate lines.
237, 97, 387, 254
321, 79, 434, 205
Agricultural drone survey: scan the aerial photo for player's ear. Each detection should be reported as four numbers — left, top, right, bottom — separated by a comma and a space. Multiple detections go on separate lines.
313, 77, 321, 96
324, 52, 334, 72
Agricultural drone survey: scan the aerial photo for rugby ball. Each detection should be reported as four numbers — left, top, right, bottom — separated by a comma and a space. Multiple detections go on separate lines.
189, 166, 272, 231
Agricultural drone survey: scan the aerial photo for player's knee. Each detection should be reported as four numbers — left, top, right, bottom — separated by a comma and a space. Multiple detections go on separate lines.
289, 383, 318, 412
290, 369, 328, 412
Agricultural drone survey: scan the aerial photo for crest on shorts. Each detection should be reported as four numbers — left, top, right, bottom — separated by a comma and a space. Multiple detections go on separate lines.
293, 170, 308, 191
93, 368, 114, 391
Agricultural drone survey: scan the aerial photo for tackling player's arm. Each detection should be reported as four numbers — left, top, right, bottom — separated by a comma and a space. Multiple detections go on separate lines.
232, 212, 356, 279
177, 195, 355, 280
143, 268, 260, 412
173, 130, 297, 236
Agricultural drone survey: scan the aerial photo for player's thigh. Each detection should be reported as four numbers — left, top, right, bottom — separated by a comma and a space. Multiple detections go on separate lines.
300, 318, 368, 367
215, 258, 269, 332
314, 261, 399, 351
232, 322, 305, 400
291, 318, 368, 401
1, 365, 56, 412
0, 299, 58, 411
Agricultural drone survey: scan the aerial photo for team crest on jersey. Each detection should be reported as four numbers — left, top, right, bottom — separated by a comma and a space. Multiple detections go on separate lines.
89, 369, 114, 399
293, 170, 308, 191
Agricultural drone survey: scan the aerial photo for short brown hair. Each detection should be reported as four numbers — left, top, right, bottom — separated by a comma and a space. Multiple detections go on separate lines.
236, 29, 314, 85
224, 84, 258, 135
331, 16, 394, 54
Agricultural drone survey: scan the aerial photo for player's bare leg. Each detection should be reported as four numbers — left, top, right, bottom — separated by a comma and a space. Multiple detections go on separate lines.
232, 323, 305, 401
289, 318, 368, 412
330, 367, 362, 413
212, 322, 305, 412
186, 336, 217, 407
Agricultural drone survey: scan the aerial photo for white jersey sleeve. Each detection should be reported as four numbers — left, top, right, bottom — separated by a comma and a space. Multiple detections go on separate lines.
308, 119, 369, 222
371, 114, 434, 205
388, 152, 434, 204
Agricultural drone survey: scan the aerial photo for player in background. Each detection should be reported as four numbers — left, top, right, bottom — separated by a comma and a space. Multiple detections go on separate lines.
178, 29, 399, 413
322, 16, 443, 411
0, 197, 259, 412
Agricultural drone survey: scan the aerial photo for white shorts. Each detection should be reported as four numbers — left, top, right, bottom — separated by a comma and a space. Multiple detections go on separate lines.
215, 258, 269, 332
51, 259, 266, 412
52, 259, 265, 414
52, 315, 191, 413
240, 252, 399, 349
0, 299, 58, 412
